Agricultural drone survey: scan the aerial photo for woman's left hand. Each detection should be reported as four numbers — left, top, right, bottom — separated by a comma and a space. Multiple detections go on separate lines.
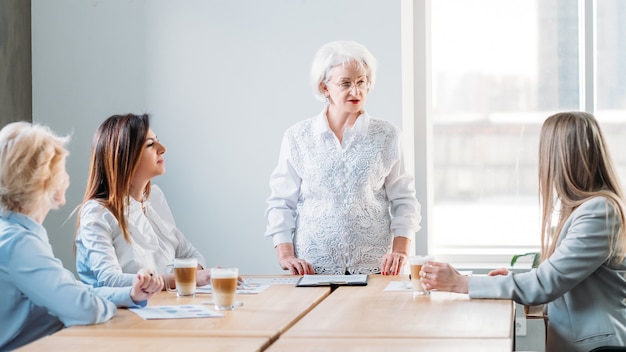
419, 261, 469, 294
381, 252, 407, 275
130, 269, 164, 302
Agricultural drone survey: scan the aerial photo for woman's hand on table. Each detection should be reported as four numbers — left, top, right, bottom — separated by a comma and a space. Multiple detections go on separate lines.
130, 269, 164, 302
279, 256, 314, 275
381, 252, 407, 275
196, 269, 212, 286
487, 268, 510, 276
275, 243, 314, 275
419, 261, 469, 294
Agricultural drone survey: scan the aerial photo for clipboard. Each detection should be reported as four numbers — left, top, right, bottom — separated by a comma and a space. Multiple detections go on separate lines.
296, 274, 369, 287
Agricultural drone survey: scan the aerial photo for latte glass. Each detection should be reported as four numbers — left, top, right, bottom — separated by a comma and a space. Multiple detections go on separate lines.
165, 258, 197, 297
409, 255, 433, 296
210, 267, 239, 310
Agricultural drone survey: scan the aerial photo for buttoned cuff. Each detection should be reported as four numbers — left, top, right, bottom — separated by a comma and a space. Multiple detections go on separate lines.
272, 231, 293, 247
393, 228, 413, 238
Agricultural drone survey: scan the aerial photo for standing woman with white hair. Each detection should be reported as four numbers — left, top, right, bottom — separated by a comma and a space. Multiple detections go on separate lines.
265, 40, 421, 275
0, 122, 162, 351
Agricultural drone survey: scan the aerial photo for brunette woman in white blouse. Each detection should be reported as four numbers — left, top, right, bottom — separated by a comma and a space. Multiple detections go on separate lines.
75, 114, 210, 288
265, 41, 422, 275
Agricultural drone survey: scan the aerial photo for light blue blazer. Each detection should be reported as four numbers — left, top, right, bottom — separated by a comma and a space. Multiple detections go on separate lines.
469, 197, 626, 352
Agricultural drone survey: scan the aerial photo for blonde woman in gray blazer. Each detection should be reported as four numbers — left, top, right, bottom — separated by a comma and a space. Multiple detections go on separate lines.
421, 111, 626, 352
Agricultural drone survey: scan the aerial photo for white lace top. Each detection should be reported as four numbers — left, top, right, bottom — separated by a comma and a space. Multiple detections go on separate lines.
265, 110, 421, 274
76, 185, 206, 287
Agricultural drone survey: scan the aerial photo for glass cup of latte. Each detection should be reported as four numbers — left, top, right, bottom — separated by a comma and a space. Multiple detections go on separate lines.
409, 255, 433, 296
165, 258, 198, 297
210, 267, 239, 310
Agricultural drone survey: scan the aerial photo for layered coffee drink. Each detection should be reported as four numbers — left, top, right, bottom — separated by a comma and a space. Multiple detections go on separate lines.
174, 266, 197, 296
165, 258, 198, 297
409, 256, 431, 295
211, 268, 239, 310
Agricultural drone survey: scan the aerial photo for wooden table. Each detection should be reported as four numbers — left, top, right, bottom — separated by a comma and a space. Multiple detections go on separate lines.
19, 335, 270, 352
266, 337, 513, 352
56, 277, 329, 342
283, 275, 514, 343
17, 275, 515, 351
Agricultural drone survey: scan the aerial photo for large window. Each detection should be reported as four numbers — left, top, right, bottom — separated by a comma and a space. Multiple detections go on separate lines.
427, 0, 626, 267
596, 0, 626, 178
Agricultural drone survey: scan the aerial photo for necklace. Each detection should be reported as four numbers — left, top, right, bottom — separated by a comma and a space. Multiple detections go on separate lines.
140, 195, 146, 214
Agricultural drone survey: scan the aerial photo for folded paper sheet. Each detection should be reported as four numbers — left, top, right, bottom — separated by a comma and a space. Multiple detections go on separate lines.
129, 305, 224, 320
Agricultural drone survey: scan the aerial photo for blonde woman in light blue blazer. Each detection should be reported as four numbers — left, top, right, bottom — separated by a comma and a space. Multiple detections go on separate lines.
421, 111, 626, 352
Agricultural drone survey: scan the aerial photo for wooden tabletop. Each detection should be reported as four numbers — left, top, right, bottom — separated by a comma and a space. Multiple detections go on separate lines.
283, 275, 515, 340
57, 278, 329, 341
265, 337, 513, 352
19, 336, 270, 352
17, 275, 515, 351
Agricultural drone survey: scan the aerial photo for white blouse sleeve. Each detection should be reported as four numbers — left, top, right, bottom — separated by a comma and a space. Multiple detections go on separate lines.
264, 131, 302, 246
75, 201, 136, 287
469, 197, 614, 304
384, 129, 422, 238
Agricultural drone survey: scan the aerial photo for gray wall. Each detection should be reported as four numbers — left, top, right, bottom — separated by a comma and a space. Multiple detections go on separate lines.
32, 0, 403, 275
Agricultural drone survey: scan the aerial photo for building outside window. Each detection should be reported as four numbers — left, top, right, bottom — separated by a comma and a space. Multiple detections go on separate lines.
429, 0, 626, 267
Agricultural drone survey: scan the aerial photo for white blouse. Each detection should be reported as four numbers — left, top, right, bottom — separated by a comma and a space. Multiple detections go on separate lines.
76, 185, 206, 287
265, 111, 421, 274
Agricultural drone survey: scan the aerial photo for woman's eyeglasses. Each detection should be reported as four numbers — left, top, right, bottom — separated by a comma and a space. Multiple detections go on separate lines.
326, 80, 371, 92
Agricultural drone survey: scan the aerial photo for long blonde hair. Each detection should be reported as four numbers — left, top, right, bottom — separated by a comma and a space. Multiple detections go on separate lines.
538, 112, 626, 266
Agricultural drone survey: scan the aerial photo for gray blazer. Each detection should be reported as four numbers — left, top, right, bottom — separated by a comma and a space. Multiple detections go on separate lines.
469, 196, 626, 352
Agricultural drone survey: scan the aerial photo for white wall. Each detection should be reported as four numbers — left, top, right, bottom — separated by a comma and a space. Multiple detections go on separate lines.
32, 0, 403, 275
32, 0, 147, 273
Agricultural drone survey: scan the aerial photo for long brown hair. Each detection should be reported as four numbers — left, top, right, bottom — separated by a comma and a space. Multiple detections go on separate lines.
538, 111, 626, 266
77, 114, 151, 243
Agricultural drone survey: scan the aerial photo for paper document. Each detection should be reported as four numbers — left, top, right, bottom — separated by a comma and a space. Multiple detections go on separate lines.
384, 281, 413, 292
129, 305, 223, 320
196, 283, 270, 294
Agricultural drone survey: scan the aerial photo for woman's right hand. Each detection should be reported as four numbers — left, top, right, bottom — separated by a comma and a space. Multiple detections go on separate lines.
279, 256, 314, 275
275, 243, 314, 275
196, 269, 212, 287
487, 268, 510, 276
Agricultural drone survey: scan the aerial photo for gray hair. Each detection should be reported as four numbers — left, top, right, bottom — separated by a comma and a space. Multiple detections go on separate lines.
310, 40, 378, 102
